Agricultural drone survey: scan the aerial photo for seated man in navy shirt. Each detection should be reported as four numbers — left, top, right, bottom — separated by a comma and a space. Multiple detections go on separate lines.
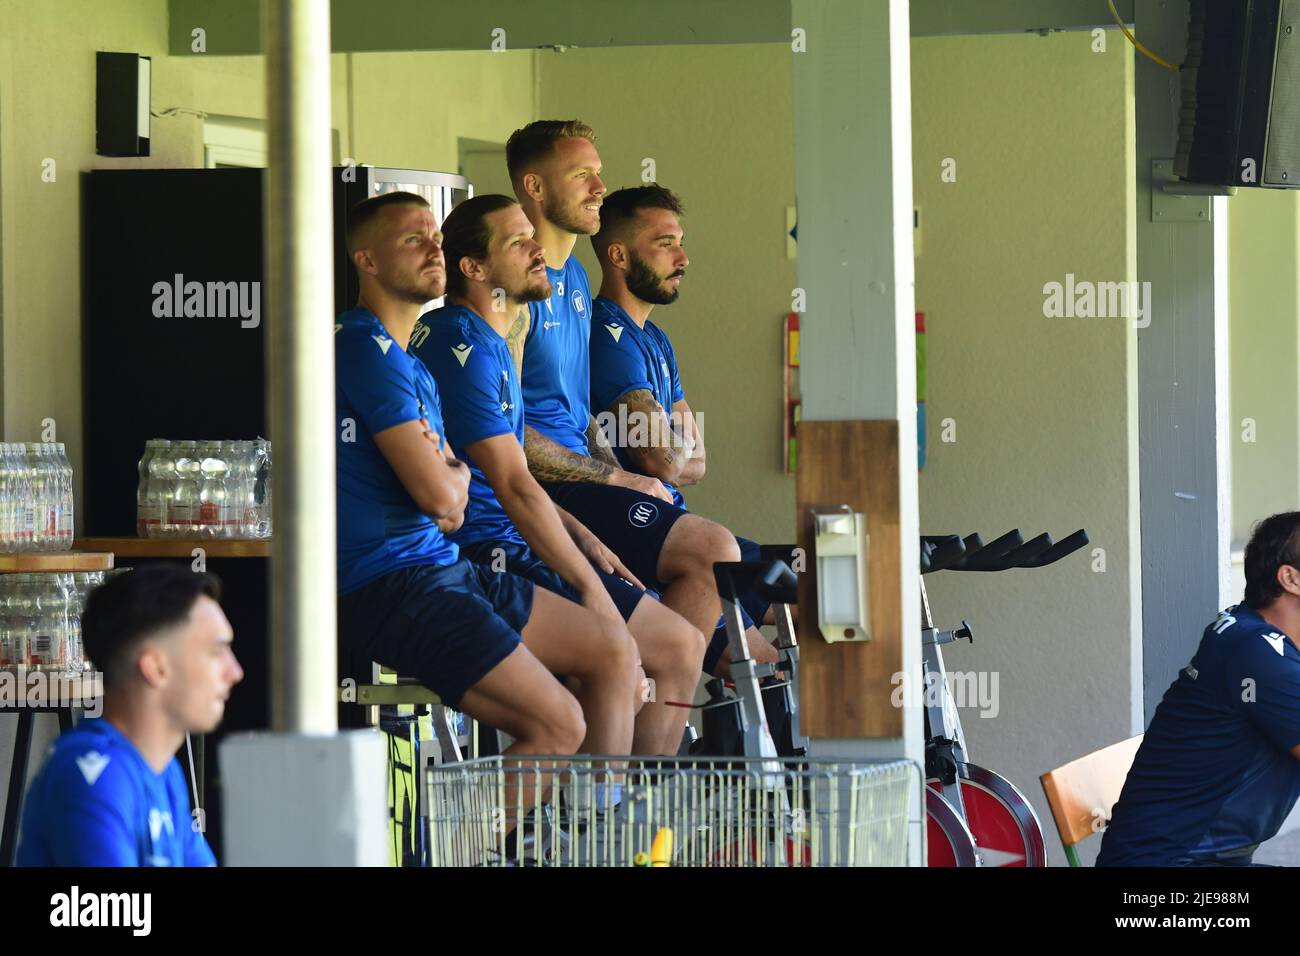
335, 192, 640, 792
18, 563, 241, 866
1098, 511, 1300, 866
587, 184, 778, 675
412, 194, 704, 757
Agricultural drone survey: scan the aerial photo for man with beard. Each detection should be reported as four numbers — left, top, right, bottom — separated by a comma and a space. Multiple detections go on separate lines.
588, 184, 777, 676
334, 192, 641, 838
504, 120, 758, 678
411, 194, 703, 757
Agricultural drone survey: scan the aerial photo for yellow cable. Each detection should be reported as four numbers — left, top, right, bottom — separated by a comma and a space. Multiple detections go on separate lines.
1108, 0, 1181, 72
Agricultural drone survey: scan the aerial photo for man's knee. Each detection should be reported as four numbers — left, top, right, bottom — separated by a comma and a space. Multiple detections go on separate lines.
593, 619, 641, 691
667, 619, 707, 676
667, 518, 741, 573
533, 690, 587, 754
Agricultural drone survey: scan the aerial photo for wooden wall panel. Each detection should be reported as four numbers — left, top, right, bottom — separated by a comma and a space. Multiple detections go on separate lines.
796, 420, 903, 737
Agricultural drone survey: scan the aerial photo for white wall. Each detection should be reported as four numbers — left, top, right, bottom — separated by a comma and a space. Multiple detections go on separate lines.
538, 43, 797, 546
912, 30, 1141, 866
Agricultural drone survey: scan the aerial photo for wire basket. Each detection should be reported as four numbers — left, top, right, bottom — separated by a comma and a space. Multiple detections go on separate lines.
426, 755, 917, 867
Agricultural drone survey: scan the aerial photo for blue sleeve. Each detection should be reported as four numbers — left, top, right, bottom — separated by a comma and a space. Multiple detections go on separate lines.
337, 330, 423, 436
186, 830, 217, 867
44, 802, 140, 866
1226, 636, 1300, 754
37, 760, 140, 866
590, 325, 654, 415
663, 335, 685, 404
422, 347, 514, 449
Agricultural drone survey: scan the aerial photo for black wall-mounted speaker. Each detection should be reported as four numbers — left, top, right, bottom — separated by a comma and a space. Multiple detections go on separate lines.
1176, 0, 1300, 187
96, 51, 151, 157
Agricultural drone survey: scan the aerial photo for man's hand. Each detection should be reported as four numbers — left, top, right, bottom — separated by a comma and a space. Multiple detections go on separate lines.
611, 469, 674, 504
564, 515, 646, 591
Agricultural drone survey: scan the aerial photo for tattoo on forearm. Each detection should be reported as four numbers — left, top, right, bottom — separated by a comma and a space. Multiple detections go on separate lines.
617, 388, 686, 468
586, 416, 621, 468
524, 425, 616, 484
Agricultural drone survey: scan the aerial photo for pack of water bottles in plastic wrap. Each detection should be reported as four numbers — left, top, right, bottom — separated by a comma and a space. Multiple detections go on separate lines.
0, 442, 75, 553
0, 570, 123, 672
136, 438, 272, 539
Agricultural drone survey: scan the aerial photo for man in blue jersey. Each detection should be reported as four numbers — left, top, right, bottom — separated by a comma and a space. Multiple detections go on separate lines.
503, 120, 750, 659
334, 192, 640, 786
1097, 511, 1300, 866
588, 184, 780, 675
17, 563, 239, 866
412, 194, 704, 757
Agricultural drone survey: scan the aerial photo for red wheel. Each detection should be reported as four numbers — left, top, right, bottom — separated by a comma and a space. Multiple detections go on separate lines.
927, 763, 1047, 867
926, 787, 978, 866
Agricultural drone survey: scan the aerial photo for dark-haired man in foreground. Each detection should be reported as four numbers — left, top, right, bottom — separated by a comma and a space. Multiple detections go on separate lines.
1098, 511, 1300, 866
17, 563, 241, 866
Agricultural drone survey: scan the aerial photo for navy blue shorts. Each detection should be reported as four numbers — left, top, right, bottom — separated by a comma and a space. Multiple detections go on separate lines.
541, 481, 688, 591
337, 559, 534, 708
458, 538, 648, 621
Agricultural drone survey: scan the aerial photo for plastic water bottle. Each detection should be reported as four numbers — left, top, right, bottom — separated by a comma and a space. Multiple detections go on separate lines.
28, 573, 69, 670
1, 443, 28, 553
219, 440, 245, 538
254, 438, 272, 538
0, 575, 22, 666
197, 441, 229, 539
18, 445, 36, 551
171, 440, 200, 538
0, 443, 13, 554
23, 444, 52, 551
137, 440, 168, 538
54, 443, 74, 549
150, 442, 177, 538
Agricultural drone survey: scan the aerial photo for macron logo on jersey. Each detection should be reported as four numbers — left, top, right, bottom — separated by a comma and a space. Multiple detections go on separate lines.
372, 335, 393, 355
452, 343, 473, 367
604, 323, 624, 343
75, 752, 110, 786
1265, 632, 1288, 656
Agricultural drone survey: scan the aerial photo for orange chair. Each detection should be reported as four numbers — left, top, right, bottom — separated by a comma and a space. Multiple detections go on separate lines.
1039, 734, 1143, 866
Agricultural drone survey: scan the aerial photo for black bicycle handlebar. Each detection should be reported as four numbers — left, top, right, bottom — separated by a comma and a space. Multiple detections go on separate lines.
921, 528, 1090, 572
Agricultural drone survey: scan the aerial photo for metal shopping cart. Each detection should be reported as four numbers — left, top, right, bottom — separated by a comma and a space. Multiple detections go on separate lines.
426, 755, 917, 867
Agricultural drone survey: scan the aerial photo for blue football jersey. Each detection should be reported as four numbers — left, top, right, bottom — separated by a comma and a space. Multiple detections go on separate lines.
588, 295, 687, 508
17, 718, 215, 867
521, 256, 594, 455
335, 307, 459, 594
411, 303, 525, 547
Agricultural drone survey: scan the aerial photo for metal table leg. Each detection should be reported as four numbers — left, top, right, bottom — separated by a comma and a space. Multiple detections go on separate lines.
1, 711, 36, 867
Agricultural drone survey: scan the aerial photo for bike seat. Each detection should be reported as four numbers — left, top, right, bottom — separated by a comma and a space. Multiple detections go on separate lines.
713, 559, 798, 606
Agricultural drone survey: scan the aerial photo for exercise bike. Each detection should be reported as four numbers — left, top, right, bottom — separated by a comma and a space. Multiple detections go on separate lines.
695, 550, 807, 761
919, 528, 1089, 867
